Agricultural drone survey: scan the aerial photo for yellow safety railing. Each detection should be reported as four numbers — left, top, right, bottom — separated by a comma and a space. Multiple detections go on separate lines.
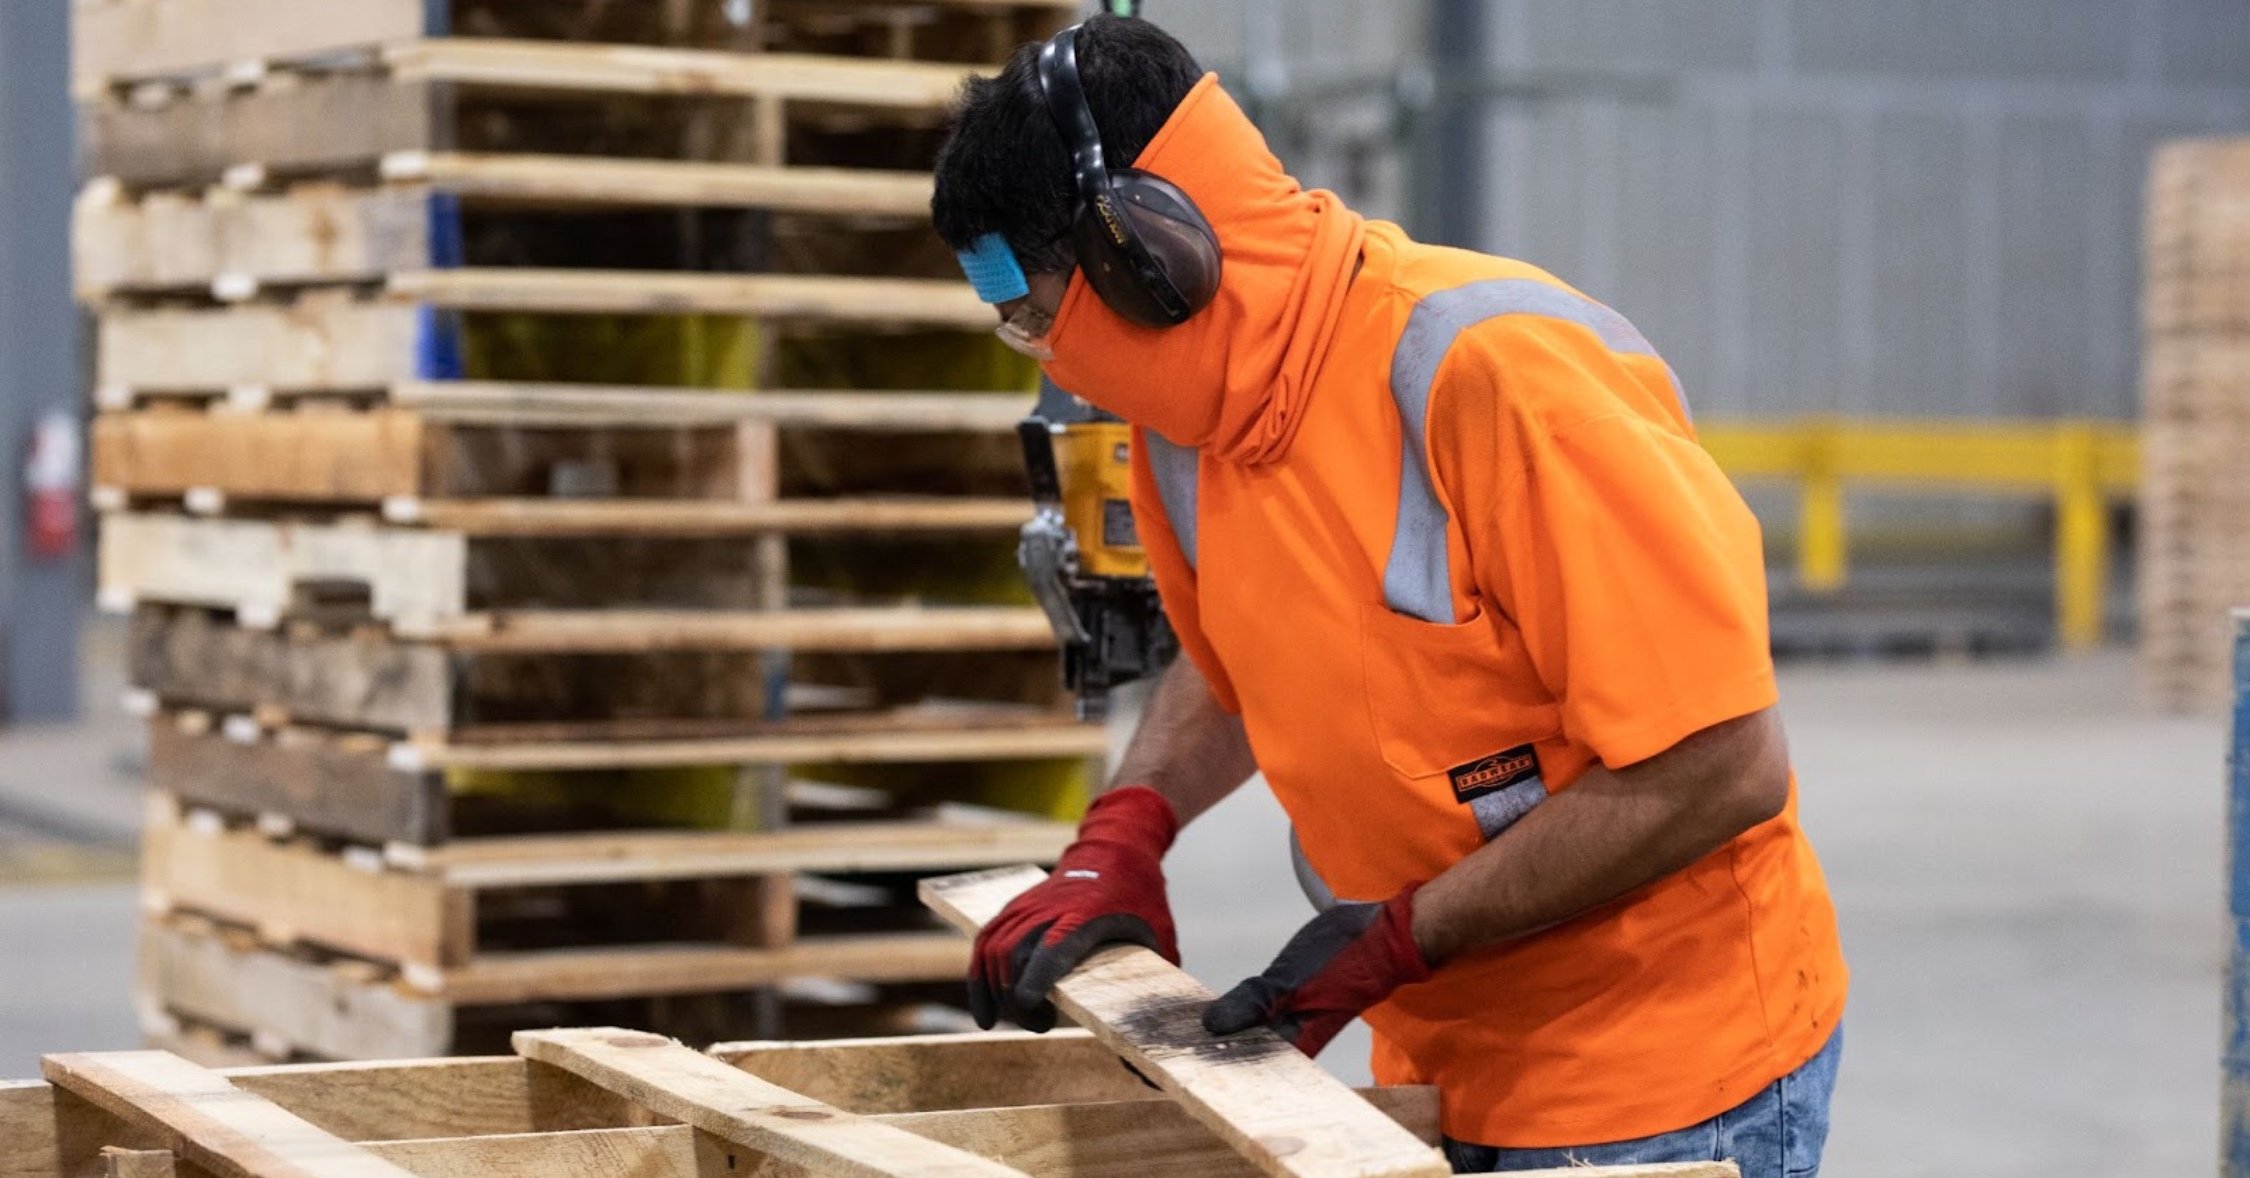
1696, 418, 2140, 652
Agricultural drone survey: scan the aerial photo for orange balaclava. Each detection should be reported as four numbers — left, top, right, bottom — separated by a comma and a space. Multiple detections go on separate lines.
1039, 74, 1367, 466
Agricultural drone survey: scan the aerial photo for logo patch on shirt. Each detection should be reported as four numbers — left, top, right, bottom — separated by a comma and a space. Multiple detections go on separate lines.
1448, 744, 1542, 803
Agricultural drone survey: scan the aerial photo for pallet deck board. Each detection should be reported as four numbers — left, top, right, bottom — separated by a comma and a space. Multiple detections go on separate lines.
389, 151, 934, 214
6, 1027, 1725, 1178
921, 866, 1453, 1178
392, 381, 1032, 430
41, 1051, 420, 1178
386, 267, 990, 326
513, 1027, 1028, 1177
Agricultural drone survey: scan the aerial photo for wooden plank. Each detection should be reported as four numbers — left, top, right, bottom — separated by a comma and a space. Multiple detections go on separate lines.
99, 514, 468, 628
410, 605, 1053, 652
147, 717, 447, 846
407, 715, 1108, 772
921, 867, 1451, 1178
127, 606, 455, 733
386, 40, 975, 109
39, 1051, 419, 1178
93, 409, 427, 504
512, 1027, 1028, 1178
139, 918, 454, 1063
392, 381, 1030, 431
387, 498, 1031, 537
75, 184, 434, 296
387, 817, 1075, 887
142, 794, 461, 970
72, 0, 427, 90
99, 1148, 178, 1178
439, 934, 970, 1004
385, 151, 932, 215
97, 297, 426, 391
388, 268, 990, 328
711, 1030, 1154, 1114
83, 73, 444, 189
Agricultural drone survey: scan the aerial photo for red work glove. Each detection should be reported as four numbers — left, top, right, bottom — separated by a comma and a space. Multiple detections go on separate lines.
1202, 883, 1431, 1057
969, 785, 1179, 1032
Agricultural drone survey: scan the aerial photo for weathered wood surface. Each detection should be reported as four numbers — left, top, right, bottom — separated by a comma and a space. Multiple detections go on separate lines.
388, 268, 989, 327
142, 794, 462, 970
96, 297, 426, 391
386, 152, 933, 215
383, 40, 975, 108
436, 935, 972, 1005
513, 1028, 1027, 1178
411, 605, 1052, 652
83, 74, 447, 189
4, 1030, 1719, 1178
127, 607, 457, 733
921, 866, 1452, 1178
39, 1051, 419, 1178
83, 42, 977, 186
388, 818, 1075, 887
393, 381, 1030, 431
74, 183, 434, 296
93, 409, 428, 506
387, 497, 1031, 537
709, 1030, 1152, 1115
147, 715, 447, 846
99, 513, 469, 628
139, 918, 454, 1063
406, 713, 1108, 772
72, 0, 428, 91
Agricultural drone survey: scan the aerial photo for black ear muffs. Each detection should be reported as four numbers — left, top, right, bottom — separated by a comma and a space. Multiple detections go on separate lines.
1039, 24, 1221, 328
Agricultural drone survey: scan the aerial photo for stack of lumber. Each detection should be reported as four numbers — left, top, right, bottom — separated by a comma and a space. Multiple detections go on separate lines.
4, 865, 1738, 1178
2142, 138, 2250, 709
75, 0, 1096, 1060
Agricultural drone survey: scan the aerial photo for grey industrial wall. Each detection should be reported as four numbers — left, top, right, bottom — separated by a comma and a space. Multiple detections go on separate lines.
1150, 1, 2250, 422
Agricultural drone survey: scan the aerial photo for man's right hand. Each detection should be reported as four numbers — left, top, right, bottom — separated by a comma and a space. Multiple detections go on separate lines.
968, 785, 1179, 1031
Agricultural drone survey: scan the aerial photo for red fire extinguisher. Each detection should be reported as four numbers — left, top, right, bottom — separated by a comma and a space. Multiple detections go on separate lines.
24, 411, 80, 561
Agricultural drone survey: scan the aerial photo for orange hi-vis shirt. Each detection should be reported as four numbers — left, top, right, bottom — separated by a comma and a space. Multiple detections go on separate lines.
1040, 76, 1846, 1147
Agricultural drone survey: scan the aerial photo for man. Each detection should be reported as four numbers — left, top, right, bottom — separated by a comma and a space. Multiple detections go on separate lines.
930, 16, 1846, 1175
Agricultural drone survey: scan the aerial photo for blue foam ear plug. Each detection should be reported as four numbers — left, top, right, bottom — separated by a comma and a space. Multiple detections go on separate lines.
956, 232, 1032, 304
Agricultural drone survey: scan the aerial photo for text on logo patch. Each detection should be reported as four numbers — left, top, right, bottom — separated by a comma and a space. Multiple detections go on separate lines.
1448, 743, 1542, 802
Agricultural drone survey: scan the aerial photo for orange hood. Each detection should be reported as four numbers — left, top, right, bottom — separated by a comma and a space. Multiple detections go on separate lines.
1040, 74, 1366, 465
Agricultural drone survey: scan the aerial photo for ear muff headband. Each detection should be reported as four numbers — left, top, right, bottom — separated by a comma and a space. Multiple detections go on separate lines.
1036, 24, 1221, 329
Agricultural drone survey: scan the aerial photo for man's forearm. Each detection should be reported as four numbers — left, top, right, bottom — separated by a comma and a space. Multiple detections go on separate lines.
1410, 706, 1792, 964
1105, 656, 1257, 826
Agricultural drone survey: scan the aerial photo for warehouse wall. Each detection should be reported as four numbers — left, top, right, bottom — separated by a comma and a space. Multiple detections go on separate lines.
1483, 0, 2250, 420
1146, 1, 2250, 422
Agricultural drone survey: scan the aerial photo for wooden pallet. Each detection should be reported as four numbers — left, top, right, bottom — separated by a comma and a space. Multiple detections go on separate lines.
83, 38, 986, 190
2138, 136, 2250, 710
126, 603, 1061, 736
76, 165, 941, 296
16, 1028, 1717, 1178
91, 403, 1030, 513
140, 945, 978, 1066
142, 793, 1072, 1002
144, 705, 1100, 844
74, 0, 1076, 91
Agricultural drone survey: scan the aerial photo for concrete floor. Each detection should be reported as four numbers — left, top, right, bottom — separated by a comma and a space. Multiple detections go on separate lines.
0, 649, 2227, 1175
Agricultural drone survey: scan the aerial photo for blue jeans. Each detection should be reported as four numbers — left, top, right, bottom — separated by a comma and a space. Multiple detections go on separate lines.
1444, 1026, 1843, 1178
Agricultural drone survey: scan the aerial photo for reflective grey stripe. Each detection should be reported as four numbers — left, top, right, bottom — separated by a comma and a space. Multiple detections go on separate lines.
1468, 777, 1548, 841
1143, 431, 1200, 570
1383, 278, 1680, 622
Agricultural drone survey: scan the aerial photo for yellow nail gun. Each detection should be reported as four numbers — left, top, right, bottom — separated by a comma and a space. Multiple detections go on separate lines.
1017, 394, 1178, 721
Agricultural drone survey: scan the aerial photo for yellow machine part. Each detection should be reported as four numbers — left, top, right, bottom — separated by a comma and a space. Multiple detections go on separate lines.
1052, 419, 1148, 580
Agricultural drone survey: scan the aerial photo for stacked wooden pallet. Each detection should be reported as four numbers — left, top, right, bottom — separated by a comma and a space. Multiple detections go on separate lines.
6, 865, 1737, 1178
2142, 138, 2250, 709
76, 0, 1092, 1060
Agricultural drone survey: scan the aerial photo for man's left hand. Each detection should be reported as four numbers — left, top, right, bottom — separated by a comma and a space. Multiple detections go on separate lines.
1202, 883, 1431, 1056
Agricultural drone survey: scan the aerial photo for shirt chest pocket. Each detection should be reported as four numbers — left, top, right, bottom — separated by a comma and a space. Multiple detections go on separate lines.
1359, 600, 1562, 840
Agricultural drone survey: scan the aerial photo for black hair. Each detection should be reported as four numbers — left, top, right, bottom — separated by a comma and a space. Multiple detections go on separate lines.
930, 15, 1203, 273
